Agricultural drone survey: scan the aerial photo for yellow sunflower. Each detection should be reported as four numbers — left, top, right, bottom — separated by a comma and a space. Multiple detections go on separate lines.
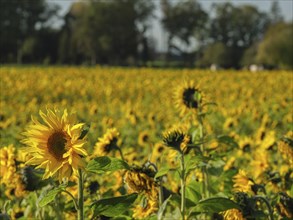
174, 81, 204, 117
93, 128, 120, 156
233, 170, 254, 194
278, 132, 293, 164
0, 145, 17, 185
222, 208, 245, 220
22, 108, 88, 181
138, 131, 150, 146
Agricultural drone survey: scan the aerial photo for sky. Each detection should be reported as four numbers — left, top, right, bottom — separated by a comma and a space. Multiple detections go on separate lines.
50, 0, 293, 51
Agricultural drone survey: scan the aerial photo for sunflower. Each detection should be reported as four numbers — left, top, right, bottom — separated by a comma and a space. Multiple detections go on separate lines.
125, 168, 159, 219
0, 145, 17, 185
93, 128, 120, 156
222, 208, 245, 220
174, 81, 204, 116
233, 170, 254, 194
0, 145, 26, 198
278, 132, 293, 164
138, 131, 150, 146
162, 129, 191, 153
22, 109, 88, 181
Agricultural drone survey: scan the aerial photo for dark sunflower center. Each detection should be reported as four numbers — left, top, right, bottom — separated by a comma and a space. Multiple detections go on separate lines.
104, 137, 118, 153
183, 88, 199, 109
47, 131, 67, 160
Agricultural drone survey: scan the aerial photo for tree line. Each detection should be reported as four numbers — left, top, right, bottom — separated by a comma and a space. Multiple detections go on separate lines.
0, 0, 292, 69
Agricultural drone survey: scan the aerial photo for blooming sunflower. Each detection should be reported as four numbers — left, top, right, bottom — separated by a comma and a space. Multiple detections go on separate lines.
222, 208, 245, 220
93, 128, 120, 156
174, 81, 204, 117
233, 170, 254, 194
22, 109, 88, 181
278, 132, 293, 165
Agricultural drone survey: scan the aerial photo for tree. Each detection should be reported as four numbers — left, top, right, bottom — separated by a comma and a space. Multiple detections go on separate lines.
160, 0, 207, 65
206, 3, 270, 68
257, 22, 293, 69
0, 0, 59, 63
58, 0, 154, 65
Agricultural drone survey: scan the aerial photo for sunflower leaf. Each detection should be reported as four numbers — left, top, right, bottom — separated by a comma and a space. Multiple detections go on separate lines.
86, 156, 130, 173
191, 197, 240, 213
154, 167, 170, 179
38, 185, 66, 207
79, 123, 90, 140
91, 193, 138, 217
217, 135, 239, 149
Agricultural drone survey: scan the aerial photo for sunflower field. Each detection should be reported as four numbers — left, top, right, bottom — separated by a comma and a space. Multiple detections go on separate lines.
0, 66, 292, 220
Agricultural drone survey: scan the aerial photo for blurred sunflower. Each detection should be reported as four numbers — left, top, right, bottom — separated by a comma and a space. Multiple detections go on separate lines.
0, 145, 26, 198
125, 168, 158, 219
162, 129, 191, 153
174, 81, 204, 116
0, 145, 16, 185
93, 128, 120, 156
278, 132, 293, 165
138, 131, 150, 146
22, 109, 88, 181
233, 170, 254, 194
222, 208, 245, 220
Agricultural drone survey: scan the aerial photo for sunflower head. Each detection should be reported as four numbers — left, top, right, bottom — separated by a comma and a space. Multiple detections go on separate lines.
162, 129, 190, 153
233, 169, 254, 194
175, 81, 204, 116
138, 131, 150, 146
278, 133, 293, 164
93, 128, 120, 156
22, 108, 88, 182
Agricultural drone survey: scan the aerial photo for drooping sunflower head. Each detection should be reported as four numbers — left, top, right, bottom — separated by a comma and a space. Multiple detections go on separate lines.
22, 108, 88, 182
221, 208, 245, 220
93, 128, 120, 156
232, 169, 254, 194
174, 81, 204, 116
162, 129, 191, 153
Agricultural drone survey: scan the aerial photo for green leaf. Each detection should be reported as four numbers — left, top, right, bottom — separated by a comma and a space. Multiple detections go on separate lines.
91, 193, 138, 217
192, 197, 240, 213
79, 123, 90, 139
38, 185, 66, 207
217, 135, 238, 148
158, 195, 172, 220
186, 185, 201, 204
86, 156, 130, 174
185, 154, 207, 175
154, 167, 170, 179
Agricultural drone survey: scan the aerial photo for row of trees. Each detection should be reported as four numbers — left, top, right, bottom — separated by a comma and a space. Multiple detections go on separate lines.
0, 0, 292, 69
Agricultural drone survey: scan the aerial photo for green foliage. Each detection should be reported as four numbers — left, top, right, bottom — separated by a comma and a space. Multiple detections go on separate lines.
191, 197, 240, 213
86, 156, 130, 174
38, 184, 66, 207
257, 22, 293, 69
91, 193, 138, 217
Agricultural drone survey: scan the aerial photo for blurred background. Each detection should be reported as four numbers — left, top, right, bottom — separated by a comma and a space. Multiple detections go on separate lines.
0, 0, 292, 69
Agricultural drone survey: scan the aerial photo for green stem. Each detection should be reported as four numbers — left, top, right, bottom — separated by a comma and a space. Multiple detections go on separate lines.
116, 147, 125, 161
78, 169, 84, 220
62, 190, 79, 211
198, 113, 209, 199
180, 153, 186, 220
159, 181, 164, 206
255, 196, 274, 220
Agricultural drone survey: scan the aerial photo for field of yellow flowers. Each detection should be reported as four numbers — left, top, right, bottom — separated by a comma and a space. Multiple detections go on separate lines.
0, 66, 292, 220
